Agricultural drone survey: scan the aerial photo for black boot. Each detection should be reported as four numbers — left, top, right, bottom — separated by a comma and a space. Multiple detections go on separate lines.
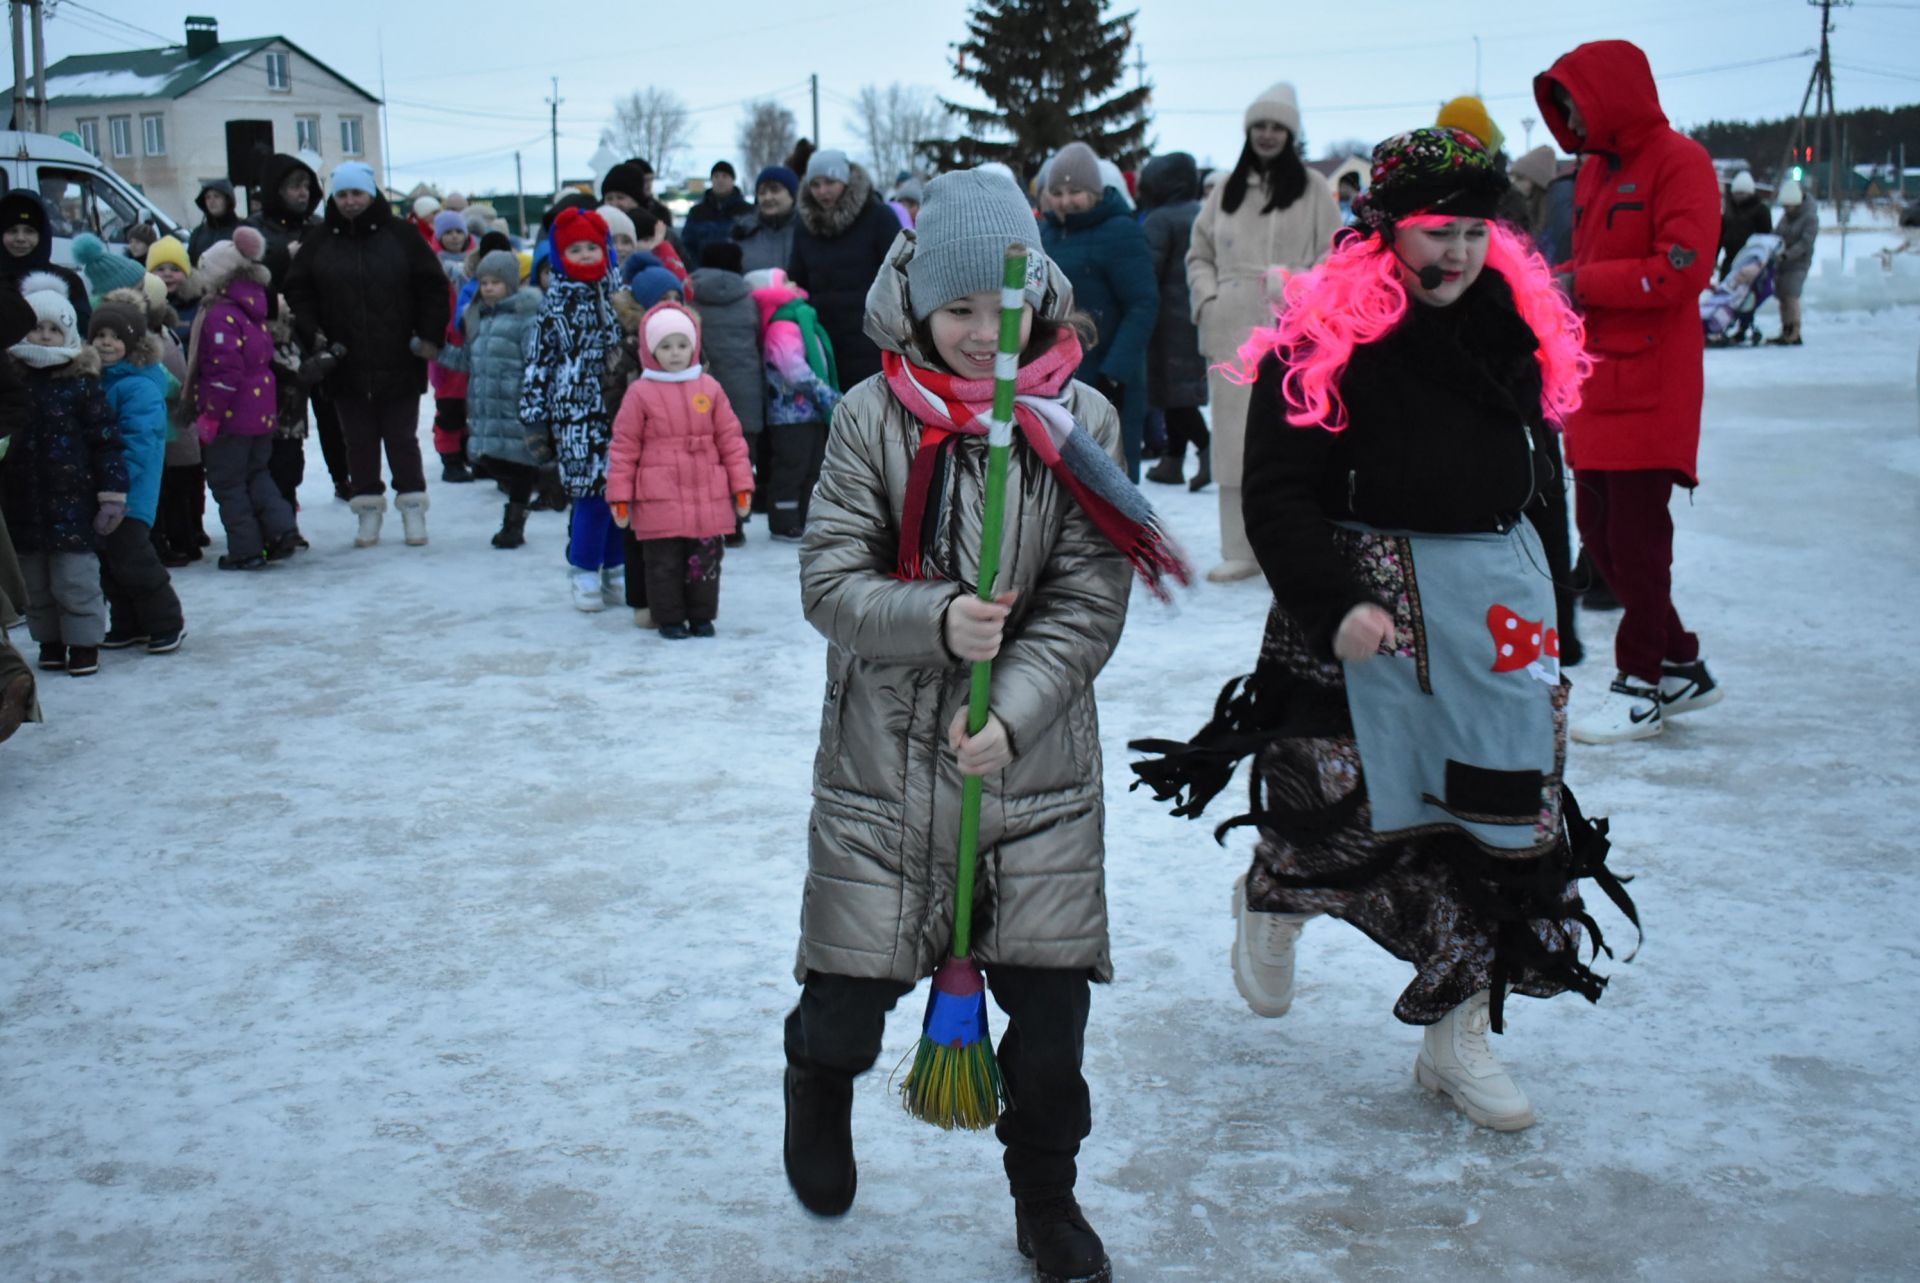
1144, 450, 1184, 485
783, 1066, 856, 1217
440, 453, 475, 483
1015, 1194, 1111, 1283
492, 502, 529, 549
1187, 449, 1212, 492
1574, 549, 1620, 612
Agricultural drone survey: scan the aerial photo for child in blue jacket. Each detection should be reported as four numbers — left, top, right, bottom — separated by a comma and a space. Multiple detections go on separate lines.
89, 302, 185, 652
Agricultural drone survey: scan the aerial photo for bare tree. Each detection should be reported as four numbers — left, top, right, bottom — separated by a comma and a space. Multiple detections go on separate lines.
1320, 138, 1375, 163
848, 83, 949, 184
738, 101, 798, 178
602, 88, 692, 178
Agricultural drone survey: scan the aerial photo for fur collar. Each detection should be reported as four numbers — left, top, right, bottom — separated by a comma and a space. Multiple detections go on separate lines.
799, 163, 876, 238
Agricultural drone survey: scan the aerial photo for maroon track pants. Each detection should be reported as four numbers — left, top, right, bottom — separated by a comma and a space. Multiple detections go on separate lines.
1573, 468, 1701, 683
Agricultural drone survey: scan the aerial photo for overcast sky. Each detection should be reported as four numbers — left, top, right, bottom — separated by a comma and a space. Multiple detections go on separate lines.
38, 0, 1920, 195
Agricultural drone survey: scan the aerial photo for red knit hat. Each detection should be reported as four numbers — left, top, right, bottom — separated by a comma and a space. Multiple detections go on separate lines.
551, 207, 610, 281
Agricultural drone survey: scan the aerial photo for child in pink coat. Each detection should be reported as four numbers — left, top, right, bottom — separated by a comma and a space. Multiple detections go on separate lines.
606, 301, 754, 639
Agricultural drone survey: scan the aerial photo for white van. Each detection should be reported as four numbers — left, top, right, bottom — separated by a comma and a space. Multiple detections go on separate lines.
0, 130, 183, 267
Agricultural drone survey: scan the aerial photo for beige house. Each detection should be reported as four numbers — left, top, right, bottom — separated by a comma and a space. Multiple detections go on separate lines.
23, 15, 381, 226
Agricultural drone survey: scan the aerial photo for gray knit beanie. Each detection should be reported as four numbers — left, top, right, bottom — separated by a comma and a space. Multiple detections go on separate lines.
1045, 142, 1103, 195
476, 249, 522, 285
906, 169, 1046, 320
804, 149, 851, 186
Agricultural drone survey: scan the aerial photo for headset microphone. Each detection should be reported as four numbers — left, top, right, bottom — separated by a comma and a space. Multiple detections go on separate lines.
1394, 250, 1447, 291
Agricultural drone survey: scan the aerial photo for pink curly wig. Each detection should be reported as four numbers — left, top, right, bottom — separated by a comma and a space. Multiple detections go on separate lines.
1230, 217, 1591, 432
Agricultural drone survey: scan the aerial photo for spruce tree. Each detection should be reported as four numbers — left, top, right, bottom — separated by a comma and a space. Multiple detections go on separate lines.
921, 0, 1151, 182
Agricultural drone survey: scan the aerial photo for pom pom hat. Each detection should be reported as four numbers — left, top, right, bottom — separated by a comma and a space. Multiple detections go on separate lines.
906, 170, 1048, 320
1436, 95, 1505, 153
550, 207, 612, 282
71, 232, 147, 299
88, 300, 147, 348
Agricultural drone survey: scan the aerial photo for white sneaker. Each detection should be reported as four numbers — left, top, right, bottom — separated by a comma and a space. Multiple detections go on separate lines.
1415, 991, 1536, 1131
1231, 873, 1311, 1017
349, 494, 385, 547
1658, 658, 1723, 718
601, 566, 626, 607
1570, 674, 1663, 744
570, 569, 606, 612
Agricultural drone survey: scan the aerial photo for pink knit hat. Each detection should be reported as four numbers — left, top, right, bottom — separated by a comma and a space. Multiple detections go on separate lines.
644, 306, 697, 355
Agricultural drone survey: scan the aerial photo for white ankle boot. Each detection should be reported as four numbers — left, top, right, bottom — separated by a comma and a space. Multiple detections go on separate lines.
395, 492, 429, 546
570, 569, 606, 612
349, 495, 385, 547
1415, 991, 1536, 1131
1231, 873, 1312, 1017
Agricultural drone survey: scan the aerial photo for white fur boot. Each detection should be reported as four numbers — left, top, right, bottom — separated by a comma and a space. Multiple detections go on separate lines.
395, 492, 429, 546
349, 494, 386, 547
1415, 991, 1536, 1131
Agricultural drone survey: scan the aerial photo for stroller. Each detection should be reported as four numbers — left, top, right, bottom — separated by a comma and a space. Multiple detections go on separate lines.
1702, 232, 1783, 346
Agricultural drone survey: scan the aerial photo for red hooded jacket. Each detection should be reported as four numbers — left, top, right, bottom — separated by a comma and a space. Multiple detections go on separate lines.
1535, 41, 1719, 482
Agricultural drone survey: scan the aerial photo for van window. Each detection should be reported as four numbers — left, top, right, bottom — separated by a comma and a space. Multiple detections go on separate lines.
36, 168, 141, 242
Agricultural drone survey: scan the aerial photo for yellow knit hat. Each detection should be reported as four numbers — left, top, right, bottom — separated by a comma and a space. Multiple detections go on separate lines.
1436, 96, 1505, 153
145, 234, 191, 275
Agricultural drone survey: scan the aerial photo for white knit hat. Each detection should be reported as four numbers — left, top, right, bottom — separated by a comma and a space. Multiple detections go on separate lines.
596, 204, 637, 242
1780, 179, 1804, 206
1244, 81, 1301, 134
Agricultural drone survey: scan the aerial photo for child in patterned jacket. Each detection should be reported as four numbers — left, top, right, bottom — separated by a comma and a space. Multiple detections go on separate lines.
746, 268, 840, 541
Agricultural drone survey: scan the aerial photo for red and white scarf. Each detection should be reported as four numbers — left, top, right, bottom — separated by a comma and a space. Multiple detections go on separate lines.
881, 328, 1189, 600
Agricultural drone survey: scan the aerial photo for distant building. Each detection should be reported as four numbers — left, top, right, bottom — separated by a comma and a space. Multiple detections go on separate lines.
13, 15, 380, 225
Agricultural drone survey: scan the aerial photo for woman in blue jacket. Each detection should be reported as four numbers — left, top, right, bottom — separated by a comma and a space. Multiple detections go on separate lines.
1039, 142, 1159, 480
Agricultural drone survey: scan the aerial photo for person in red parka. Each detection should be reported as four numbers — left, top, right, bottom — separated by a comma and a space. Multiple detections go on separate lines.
1535, 40, 1725, 745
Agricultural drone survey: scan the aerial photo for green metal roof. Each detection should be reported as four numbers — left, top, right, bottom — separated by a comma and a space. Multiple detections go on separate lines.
28, 37, 379, 107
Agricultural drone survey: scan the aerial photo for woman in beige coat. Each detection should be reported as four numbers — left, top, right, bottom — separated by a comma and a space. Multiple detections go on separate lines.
1187, 81, 1341, 581
782, 171, 1186, 1283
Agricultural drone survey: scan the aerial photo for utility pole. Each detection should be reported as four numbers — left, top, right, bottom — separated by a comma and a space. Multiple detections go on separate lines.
27, 0, 44, 133
1473, 35, 1482, 98
1521, 116, 1537, 152
10, 3, 29, 134
547, 76, 563, 194
809, 73, 819, 146
1779, 0, 1849, 195
1134, 45, 1146, 91
514, 150, 526, 237
378, 32, 393, 195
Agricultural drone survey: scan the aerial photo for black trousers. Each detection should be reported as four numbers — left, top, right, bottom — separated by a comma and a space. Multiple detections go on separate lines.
311, 395, 351, 497
785, 966, 1093, 1198
97, 518, 183, 636
766, 421, 827, 537
486, 459, 538, 506
620, 530, 649, 609
334, 396, 427, 497
268, 435, 305, 509
150, 464, 207, 561
640, 536, 722, 625
1162, 405, 1210, 459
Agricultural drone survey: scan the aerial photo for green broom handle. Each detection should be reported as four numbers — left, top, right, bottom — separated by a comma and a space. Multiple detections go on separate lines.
951, 244, 1030, 962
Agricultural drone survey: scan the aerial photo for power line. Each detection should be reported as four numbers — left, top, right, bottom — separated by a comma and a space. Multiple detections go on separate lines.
55, 1, 172, 45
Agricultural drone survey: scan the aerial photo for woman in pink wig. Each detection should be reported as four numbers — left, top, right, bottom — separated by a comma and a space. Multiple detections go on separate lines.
1134, 128, 1635, 1134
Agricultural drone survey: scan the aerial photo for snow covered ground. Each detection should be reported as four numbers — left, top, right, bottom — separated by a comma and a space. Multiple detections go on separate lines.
5, 307, 1918, 1282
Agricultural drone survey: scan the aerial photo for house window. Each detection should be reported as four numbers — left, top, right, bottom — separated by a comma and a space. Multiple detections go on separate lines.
77, 119, 99, 156
296, 114, 321, 155
141, 113, 166, 156
265, 51, 290, 91
340, 116, 363, 157
108, 115, 132, 158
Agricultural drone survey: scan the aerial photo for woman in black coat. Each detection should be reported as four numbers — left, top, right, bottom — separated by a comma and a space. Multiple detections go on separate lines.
0, 192, 91, 334
787, 152, 901, 390
1138, 152, 1211, 489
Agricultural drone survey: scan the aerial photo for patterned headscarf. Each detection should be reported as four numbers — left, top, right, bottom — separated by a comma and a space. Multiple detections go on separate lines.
1349, 127, 1509, 235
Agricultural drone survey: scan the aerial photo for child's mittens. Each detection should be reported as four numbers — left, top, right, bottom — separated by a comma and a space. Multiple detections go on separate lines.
93, 497, 126, 537
610, 501, 630, 529
733, 490, 751, 519
194, 414, 221, 446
